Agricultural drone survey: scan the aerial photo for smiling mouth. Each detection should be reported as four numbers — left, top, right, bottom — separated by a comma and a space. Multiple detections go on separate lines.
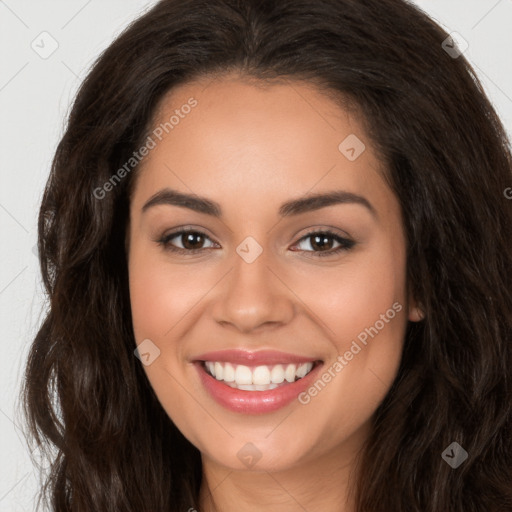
199, 360, 322, 391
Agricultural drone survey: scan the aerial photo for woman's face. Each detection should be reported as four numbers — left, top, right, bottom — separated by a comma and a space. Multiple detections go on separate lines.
127, 75, 420, 473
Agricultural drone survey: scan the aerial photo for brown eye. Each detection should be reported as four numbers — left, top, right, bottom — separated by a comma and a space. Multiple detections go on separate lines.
179, 232, 206, 250
309, 234, 336, 251
292, 230, 356, 258
157, 229, 217, 254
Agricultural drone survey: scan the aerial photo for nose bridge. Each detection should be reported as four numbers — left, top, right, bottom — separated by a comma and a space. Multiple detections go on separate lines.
212, 239, 294, 332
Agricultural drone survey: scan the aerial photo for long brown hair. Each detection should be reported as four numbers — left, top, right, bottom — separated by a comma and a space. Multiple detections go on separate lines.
21, 0, 512, 510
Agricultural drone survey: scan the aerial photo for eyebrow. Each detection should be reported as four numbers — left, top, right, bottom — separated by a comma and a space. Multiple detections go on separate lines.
141, 187, 377, 218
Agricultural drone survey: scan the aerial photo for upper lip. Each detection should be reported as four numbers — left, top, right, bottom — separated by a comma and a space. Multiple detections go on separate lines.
193, 349, 321, 366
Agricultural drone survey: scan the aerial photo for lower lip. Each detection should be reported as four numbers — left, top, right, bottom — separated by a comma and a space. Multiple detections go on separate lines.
195, 361, 323, 414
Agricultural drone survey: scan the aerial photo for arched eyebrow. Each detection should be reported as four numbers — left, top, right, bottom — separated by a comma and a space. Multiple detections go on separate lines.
141, 187, 377, 219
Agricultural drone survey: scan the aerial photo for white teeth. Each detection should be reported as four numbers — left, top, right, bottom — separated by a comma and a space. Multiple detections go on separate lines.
214, 362, 223, 380
204, 360, 316, 389
223, 362, 235, 382
233, 383, 280, 391
284, 364, 296, 382
270, 364, 285, 384
234, 365, 253, 385
252, 365, 271, 385
236, 384, 256, 391
255, 383, 277, 391
296, 362, 313, 378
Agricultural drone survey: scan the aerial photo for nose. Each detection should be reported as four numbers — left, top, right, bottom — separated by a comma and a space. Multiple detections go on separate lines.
211, 246, 295, 334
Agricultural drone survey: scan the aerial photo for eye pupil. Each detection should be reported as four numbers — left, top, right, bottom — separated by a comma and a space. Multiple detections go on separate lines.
311, 234, 333, 251
183, 232, 204, 249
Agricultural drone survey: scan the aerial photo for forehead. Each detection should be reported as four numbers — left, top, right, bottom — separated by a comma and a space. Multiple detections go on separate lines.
131, 75, 392, 218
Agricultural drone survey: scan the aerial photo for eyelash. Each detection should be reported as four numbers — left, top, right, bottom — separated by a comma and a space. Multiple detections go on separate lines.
156, 228, 356, 258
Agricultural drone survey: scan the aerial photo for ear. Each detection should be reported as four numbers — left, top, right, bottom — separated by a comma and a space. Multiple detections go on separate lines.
408, 292, 425, 322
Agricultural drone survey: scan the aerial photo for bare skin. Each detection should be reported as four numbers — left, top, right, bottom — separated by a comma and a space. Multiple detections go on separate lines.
127, 73, 423, 512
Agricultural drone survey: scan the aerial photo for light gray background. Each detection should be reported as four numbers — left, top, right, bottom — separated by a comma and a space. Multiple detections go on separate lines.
1, 1, 511, 509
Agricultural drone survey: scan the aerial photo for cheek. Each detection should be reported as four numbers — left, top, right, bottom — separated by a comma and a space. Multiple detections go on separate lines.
128, 244, 203, 342
301, 238, 407, 344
